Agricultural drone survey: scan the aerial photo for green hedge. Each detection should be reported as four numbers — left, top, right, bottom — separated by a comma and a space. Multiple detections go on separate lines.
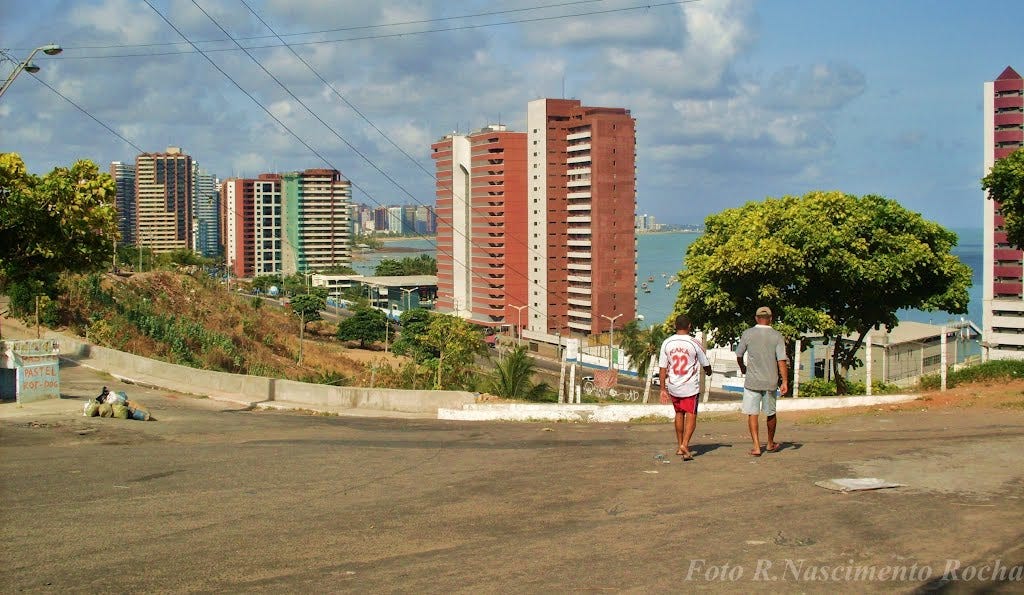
919, 360, 1024, 390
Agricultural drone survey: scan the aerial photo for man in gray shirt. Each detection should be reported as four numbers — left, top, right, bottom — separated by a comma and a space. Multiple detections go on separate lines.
735, 306, 789, 456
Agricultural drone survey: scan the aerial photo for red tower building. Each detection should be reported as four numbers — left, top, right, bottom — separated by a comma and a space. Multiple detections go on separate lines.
983, 66, 1024, 358
432, 125, 529, 329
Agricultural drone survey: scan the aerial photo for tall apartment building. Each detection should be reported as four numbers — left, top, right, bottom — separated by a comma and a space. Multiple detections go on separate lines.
280, 169, 352, 274
192, 163, 220, 258
432, 125, 529, 327
526, 99, 637, 336
135, 147, 192, 253
223, 174, 282, 278
983, 66, 1024, 358
110, 161, 136, 246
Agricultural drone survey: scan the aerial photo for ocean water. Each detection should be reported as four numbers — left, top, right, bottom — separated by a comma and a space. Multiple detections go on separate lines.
373, 228, 983, 326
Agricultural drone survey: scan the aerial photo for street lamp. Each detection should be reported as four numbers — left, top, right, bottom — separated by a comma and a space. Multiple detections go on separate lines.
600, 313, 623, 370
511, 305, 529, 345
400, 287, 419, 312
0, 44, 63, 100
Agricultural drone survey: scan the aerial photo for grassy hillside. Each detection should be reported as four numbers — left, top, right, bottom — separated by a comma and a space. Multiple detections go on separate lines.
55, 270, 379, 385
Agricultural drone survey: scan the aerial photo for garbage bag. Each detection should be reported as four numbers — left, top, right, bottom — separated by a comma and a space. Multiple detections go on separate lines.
112, 403, 130, 419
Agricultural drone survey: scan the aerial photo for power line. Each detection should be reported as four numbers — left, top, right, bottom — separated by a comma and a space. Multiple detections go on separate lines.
191, 0, 551, 324
143, 0, 535, 324
28, 75, 146, 154
16, 0, 607, 51
47, 1, 699, 61
234, 0, 558, 292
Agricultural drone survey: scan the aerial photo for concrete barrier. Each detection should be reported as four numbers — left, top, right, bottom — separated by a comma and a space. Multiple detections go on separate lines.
438, 393, 920, 422
4, 321, 475, 415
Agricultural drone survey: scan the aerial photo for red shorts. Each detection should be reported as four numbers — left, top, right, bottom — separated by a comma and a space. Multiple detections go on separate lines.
670, 395, 698, 414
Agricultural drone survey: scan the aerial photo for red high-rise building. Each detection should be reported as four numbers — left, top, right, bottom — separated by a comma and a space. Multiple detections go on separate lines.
526, 99, 637, 337
432, 125, 528, 329
223, 174, 282, 278
983, 66, 1024, 359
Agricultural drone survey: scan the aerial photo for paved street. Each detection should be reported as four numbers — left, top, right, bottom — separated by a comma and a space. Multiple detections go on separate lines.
1, 363, 1023, 593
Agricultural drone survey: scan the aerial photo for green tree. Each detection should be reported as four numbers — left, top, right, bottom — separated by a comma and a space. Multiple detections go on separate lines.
374, 258, 405, 276
982, 147, 1024, 249
0, 154, 119, 305
290, 293, 325, 327
672, 191, 972, 393
251, 274, 282, 294
391, 309, 436, 361
422, 313, 485, 389
487, 345, 551, 400
322, 264, 358, 275
374, 254, 437, 276
337, 305, 388, 348
618, 320, 672, 403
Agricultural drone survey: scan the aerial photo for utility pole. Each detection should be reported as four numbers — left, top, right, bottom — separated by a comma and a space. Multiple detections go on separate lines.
600, 313, 623, 370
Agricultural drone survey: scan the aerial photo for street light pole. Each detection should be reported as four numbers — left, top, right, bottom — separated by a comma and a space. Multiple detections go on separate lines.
0, 44, 63, 100
400, 287, 419, 312
600, 313, 623, 370
511, 305, 529, 346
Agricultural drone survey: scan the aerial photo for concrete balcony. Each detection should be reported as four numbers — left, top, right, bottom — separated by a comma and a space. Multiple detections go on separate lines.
567, 203, 591, 212
567, 275, 592, 283
567, 143, 591, 153
567, 227, 592, 236
566, 155, 591, 164
567, 263, 591, 271
567, 238, 592, 247
567, 285, 591, 295
566, 130, 591, 141
567, 297, 592, 307
566, 216, 591, 224
568, 309, 593, 320
567, 166, 591, 175
567, 191, 591, 199
567, 178, 591, 188
567, 251, 591, 259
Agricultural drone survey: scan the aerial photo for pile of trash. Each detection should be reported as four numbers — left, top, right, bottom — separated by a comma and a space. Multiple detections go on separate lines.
83, 386, 152, 421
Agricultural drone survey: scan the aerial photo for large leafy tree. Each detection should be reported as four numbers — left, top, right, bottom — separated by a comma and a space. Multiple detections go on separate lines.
672, 191, 971, 392
618, 320, 672, 403
0, 154, 118, 305
422, 313, 485, 390
290, 293, 325, 327
336, 305, 389, 348
982, 147, 1024, 249
487, 345, 551, 400
391, 309, 436, 361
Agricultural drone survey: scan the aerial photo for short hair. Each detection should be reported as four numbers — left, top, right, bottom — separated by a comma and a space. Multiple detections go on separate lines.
674, 314, 692, 330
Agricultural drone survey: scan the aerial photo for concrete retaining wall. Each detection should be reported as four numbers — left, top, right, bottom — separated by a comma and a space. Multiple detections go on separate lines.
438, 393, 919, 422
16, 325, 475, 414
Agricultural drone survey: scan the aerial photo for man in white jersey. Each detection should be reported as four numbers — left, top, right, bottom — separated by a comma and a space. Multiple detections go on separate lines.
735, 306, 789, 457
658, 314, 712, 460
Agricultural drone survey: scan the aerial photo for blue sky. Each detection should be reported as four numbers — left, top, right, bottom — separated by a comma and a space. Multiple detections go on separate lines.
2, 0, 1022, 231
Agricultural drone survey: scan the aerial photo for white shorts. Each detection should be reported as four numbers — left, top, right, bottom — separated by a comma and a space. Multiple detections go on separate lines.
742, 388, 778, 416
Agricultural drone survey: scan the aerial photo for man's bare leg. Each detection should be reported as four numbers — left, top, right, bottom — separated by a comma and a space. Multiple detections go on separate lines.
681, 413, 697, 459
747, 414, 761, 456
766, 414, 779, 451
674, 412, 686, 455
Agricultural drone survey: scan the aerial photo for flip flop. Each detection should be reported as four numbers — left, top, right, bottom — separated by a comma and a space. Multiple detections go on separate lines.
765, 443, 782, 453
682, 452, 694, 461
749, 450, 762, 457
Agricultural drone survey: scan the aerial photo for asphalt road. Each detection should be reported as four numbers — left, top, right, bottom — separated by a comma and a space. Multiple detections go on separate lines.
2, 366, 1023, 593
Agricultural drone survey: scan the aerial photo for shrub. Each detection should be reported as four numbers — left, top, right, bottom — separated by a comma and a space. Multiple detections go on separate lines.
798, 378, 900, 397
919, 360, 1024, 390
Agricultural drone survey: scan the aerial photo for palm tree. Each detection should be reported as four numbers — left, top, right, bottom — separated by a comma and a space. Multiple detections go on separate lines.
488, 345, 551, 401
619, 321, 671, 403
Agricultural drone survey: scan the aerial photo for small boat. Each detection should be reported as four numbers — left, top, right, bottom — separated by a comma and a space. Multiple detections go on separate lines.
647, 275, 654, 282
644, 287, 651, 294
